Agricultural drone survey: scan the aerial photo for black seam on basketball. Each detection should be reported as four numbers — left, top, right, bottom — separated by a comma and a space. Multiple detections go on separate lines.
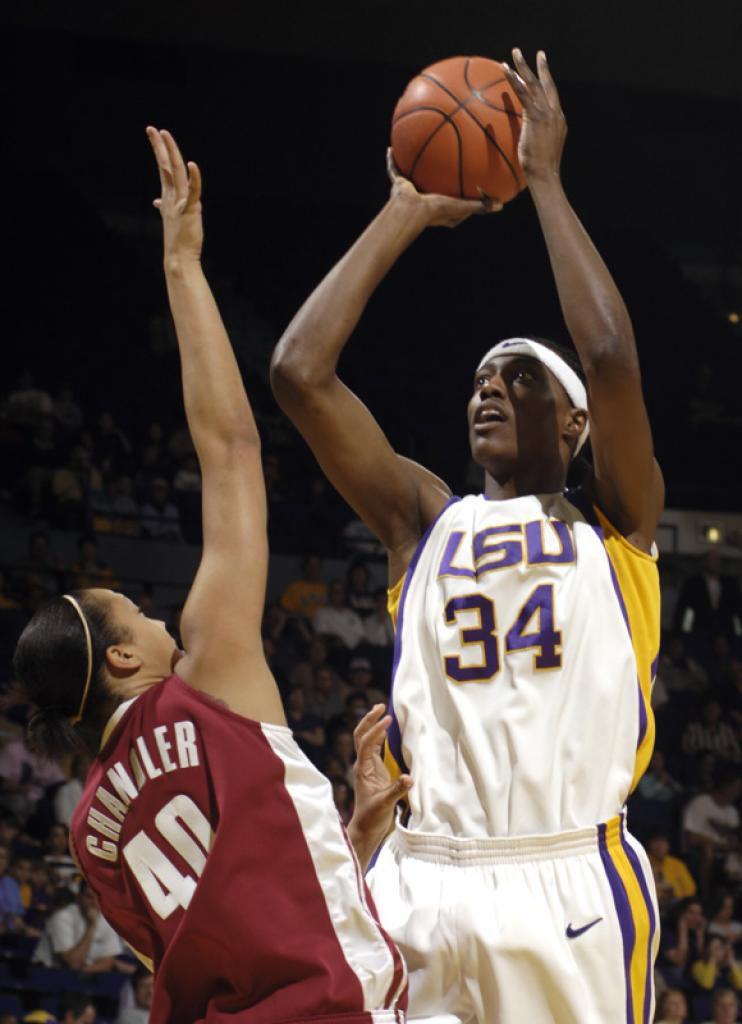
394, 105, 464, 187
421, 71, 522, 190
462, 62, 521, 115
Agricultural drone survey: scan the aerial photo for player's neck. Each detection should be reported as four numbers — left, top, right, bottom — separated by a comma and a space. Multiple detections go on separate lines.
483, 464, 567, 500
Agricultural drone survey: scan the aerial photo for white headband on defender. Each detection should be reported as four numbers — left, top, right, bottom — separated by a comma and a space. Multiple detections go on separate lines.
477, 338, 590, 456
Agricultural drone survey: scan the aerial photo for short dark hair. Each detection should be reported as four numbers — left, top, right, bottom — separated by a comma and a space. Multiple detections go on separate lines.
12, 591, 129, 761
57, 994, 95, 1021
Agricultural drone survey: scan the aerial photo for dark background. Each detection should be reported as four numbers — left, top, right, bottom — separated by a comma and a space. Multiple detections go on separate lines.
4, 0, 742, 509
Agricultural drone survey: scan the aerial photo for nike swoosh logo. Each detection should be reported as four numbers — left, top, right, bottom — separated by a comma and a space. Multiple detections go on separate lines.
566, 917, 603, 939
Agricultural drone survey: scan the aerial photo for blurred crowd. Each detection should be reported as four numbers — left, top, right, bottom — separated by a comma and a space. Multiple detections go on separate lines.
1, 375, 742, 1023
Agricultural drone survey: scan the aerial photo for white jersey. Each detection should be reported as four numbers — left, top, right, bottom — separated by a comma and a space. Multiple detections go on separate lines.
385, 489, 660, 838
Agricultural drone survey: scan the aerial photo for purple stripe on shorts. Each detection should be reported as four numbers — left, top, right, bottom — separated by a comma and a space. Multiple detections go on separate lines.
598, 822, 635, 1024
620, 822, 657, 1024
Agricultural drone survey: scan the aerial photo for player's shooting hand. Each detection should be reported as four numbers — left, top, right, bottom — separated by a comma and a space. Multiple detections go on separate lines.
146, 127, 203, 265
502, 49, 566, 184
386, 148, 501, 228
349, 704, 412, 854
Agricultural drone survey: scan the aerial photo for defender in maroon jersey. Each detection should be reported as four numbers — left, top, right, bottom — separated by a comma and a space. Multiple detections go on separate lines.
13, 129, 408, 1024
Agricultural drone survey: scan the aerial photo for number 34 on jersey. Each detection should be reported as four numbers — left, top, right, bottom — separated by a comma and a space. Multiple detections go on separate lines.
437, 518, 574, 684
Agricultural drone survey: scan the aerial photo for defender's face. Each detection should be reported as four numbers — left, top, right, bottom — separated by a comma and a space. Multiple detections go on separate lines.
93, 590, 181, 677
467, 355, 570, 474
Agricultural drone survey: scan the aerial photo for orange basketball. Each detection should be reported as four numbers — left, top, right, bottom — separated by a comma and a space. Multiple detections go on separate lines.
391, 56, 526, 203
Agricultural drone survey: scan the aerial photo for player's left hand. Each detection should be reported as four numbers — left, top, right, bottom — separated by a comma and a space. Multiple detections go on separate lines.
502, 49, 566, 183
348, 704, 412, 858
146, 126, 203, 265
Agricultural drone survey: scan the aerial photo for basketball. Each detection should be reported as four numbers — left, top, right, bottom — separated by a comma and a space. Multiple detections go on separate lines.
391, 56, 526, 203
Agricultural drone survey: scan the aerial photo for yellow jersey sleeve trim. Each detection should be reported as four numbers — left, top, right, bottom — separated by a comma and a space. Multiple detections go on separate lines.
387, 576, 405, 630
593, 506, 661, 790
592, 504, 658, 563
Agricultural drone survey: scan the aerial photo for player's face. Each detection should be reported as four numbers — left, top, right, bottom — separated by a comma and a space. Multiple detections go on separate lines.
93, 590, 181, 679
467, 355, 572, 476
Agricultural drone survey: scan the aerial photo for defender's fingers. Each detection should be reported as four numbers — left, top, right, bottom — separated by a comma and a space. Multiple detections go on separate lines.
146, 126, 174, 190
160, 129, 189, 197
354, 704, 387, 746
186, 161, 202, 207
356, 715, 392, 759
537, 51, 562, 112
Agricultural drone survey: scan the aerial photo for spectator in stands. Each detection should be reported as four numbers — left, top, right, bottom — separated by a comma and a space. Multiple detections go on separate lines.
325, 725, 355, 786
646, 833, 697, 911
341, 517, 384, 559
683, 768, 741, 897
22, 530, 63, 598
43, 824, 77, 889
50, 445, 102, 529
708, 893, 742, 949
661, 897, 707, 982
691, 935, 742, 992
173, 454, 202, 542
25, 860, 54, 931
314, 581, 365, 651
346, 562, 375, 618
704, 986, 739, 1023
654, 986, 688, 1023
728, 660, 742, 730
53, 385, 84, 435
0, 842, 25, 933
56, 995, 97, 1024
362, 587, 394, 648
674, 552, 742, 637
707, 635, 738, 692
331, 777, 353, 826
140, 477, 183, 541
91, 475, 141, 537
33, 882, 131, 974
0, 737, 65, 823
280, 555, 327, 622
68, 536, 116, 591
346, 656, 388, 705
682, 699, 740, 764
116, 969, 153, 1024
306, 665, 345, 721
23, 416, 60, 516
658, 634, 709, 694
7, 372, 53, 428
284, 685, 325, 758
0, 569, 21, 611
637, 750, 684, 803
94, 411, 132, 477
53, 755, 90, 829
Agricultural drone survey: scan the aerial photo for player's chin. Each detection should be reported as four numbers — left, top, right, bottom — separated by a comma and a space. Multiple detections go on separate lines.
469, 429, 516, 470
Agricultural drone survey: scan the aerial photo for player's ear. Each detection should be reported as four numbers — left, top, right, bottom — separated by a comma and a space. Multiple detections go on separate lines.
563, 408, 587, 444
105, 643, 143, 676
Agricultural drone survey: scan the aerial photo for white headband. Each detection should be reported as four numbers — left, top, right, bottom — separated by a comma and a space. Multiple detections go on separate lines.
477, 338, 590, 456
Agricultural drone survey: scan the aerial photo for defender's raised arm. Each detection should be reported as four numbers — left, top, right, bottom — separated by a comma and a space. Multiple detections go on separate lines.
147, 127, 283, 724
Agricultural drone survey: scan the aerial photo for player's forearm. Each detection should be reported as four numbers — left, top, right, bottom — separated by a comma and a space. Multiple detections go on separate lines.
165, 259, 260, 455
271, 195, 428, 393
347, 818, 386, 874
528, 176, 639, 376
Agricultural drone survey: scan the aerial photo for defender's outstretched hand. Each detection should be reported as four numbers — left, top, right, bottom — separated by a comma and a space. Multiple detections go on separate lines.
146, 127, 203, 264
386, 148, 502, 228
347, 704, 412, 871
502, 49, 567, 183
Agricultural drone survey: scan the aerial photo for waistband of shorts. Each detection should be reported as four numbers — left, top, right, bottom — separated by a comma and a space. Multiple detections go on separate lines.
388, 813, 626, 865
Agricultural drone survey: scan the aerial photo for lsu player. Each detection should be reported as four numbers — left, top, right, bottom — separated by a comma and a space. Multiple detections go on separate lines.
11, 129, 408, 1024
271, 50, 662, 1023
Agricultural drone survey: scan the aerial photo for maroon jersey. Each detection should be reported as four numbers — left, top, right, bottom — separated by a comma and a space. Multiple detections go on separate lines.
71, 675, 406, 1024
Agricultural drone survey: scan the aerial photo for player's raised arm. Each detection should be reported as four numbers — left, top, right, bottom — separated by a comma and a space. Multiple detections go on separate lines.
147, 127, 283, 724
270, 160, 494, 573
503, 50, 664, 550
